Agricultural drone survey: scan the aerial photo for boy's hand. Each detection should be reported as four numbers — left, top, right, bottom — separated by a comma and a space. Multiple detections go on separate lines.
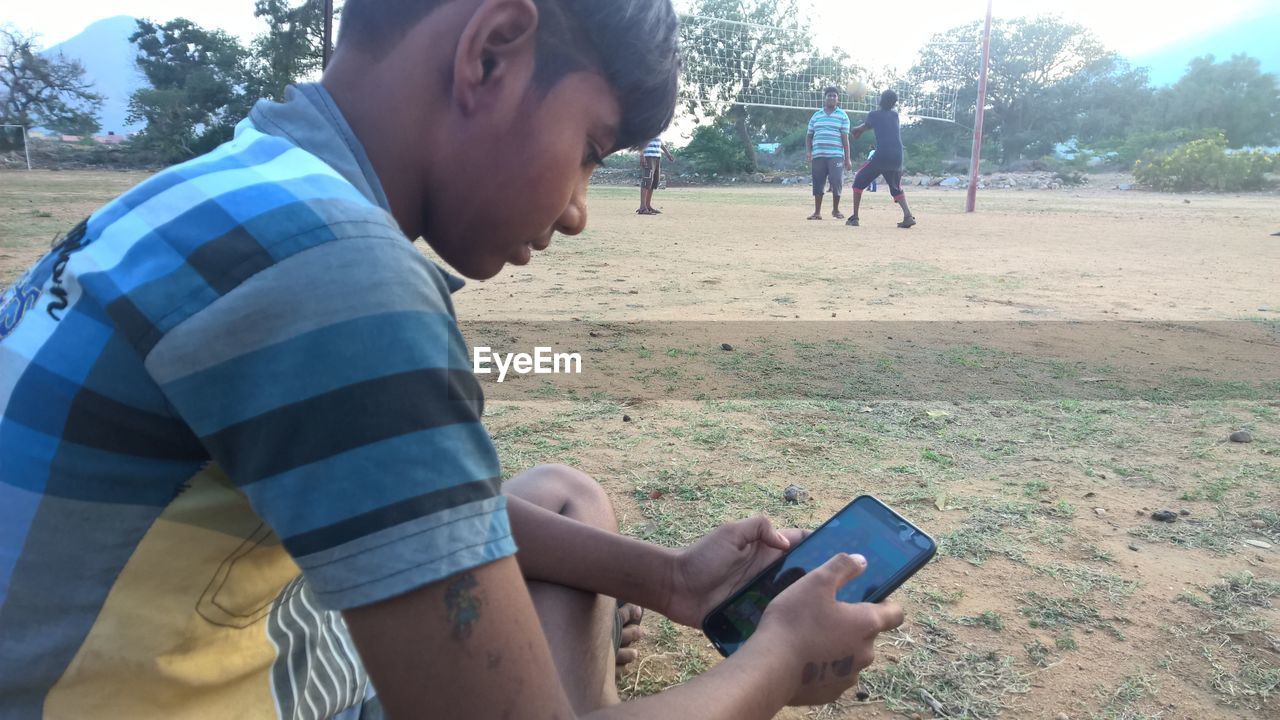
806, 151, 813, 162
844, 158, 853, 172
663, 516, 808, 627
753, 554, 904, 706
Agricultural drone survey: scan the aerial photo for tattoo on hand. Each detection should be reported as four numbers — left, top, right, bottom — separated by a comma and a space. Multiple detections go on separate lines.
801, 655, 857, 685
831, 655, 856, 677
445, 572, 482, 641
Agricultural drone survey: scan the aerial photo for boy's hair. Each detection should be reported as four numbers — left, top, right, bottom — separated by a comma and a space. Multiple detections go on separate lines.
879, 89, 898, 111
339, 0, 680, 151
823, 86, 840, 96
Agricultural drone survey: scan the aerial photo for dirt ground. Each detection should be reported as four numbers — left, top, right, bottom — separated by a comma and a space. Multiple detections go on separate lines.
3, 170, 1278, 719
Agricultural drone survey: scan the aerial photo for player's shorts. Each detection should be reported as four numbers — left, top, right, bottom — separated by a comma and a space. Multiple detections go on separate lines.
853, 164, 904, 201
642, 157, 662, 190
811, 157, 843, 196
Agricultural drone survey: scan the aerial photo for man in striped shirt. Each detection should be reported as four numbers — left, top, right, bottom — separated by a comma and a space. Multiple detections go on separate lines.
637, 137, 675, 215
806, 86, 853, 220
0, 1, 903, 718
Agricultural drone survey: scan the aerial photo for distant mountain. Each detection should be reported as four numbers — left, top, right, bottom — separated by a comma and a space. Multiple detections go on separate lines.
1132, 8, 1280, 86
43, 16, 145, 134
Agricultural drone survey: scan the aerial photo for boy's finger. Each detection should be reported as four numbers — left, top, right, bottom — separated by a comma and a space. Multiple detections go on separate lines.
810, 553, 866, 593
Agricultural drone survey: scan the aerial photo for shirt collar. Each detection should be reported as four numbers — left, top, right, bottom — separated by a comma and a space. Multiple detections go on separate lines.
247, 83, 467, 294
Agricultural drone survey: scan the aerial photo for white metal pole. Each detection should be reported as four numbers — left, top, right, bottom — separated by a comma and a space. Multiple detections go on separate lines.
22, 126, 31, 171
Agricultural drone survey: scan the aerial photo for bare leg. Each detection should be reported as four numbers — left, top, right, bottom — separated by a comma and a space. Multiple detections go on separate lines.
831, 194, 843, 218
504, 465, 628, 714
898, 195, 915, 223
809, 194, 823, 219
852, 189, 863, 220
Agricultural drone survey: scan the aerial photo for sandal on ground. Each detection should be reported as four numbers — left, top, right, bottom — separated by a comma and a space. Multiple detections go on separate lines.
807, 214, 823, 220
845, 216, 859, 226
897, 217, 917, 229
832, 211, 845, 219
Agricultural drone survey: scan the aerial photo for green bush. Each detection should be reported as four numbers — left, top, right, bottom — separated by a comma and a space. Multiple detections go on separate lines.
1134, 134, 1275, 192
903, 142, 947, 175
1099, 128, 1217, 170
677, 122, 753, 175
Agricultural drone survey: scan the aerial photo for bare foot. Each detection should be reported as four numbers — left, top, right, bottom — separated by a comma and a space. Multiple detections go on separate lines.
807, 213, 822, 220
616, 602, 644, 666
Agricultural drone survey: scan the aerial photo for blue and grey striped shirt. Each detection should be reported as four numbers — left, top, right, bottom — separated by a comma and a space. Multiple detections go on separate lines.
0, 83, 514, 717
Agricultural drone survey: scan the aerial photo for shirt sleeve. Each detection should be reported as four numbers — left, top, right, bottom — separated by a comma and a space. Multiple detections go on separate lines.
145, 232, 515, 610
841, 112, 851, 133
808, 113, 817, 133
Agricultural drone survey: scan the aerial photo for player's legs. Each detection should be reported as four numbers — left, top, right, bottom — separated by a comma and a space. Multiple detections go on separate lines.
848, 163, 878, 226
504, 465, 630, 714
648, 158, 663, 214
885, 172, 915, 227
829, 160, 844, 218
639, 158, 652, 213
810, 158, 828, 219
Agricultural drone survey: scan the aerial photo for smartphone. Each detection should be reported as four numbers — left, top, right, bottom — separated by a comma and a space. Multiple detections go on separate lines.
701, 495, 936, 656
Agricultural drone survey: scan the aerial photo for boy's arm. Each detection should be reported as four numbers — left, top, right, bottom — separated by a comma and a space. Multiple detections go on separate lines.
345, 551, 901, 719
805, 131, 814, 161
344, 557, 799, 720
842, 131, 852, 170
851, 123, 867, 140
663, 144, 675, 162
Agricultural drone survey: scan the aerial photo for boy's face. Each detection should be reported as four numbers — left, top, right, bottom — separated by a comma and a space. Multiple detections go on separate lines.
824, 92, 838, 110
424, 72, 621, 281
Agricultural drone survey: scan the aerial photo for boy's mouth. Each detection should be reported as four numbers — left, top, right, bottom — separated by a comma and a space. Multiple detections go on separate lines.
511, 236, 551, 266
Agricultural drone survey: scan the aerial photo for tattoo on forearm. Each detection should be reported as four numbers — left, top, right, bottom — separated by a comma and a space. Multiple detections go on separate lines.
831, 655, 856, 677
801, 655, 857, 685
445, 572, 482, 641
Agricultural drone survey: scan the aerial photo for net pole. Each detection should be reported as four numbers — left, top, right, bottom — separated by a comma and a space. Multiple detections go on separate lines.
22, 126, 31, 171
966, 0, 993, 213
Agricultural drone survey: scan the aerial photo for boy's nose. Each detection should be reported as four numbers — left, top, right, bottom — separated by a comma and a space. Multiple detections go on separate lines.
555, 189, 588, 237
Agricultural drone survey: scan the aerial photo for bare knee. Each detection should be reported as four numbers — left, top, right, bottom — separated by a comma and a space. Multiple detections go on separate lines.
504, 464, 616, 531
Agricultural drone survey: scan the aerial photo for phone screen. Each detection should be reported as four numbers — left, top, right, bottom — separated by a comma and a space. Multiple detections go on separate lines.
702, 495, 935, 656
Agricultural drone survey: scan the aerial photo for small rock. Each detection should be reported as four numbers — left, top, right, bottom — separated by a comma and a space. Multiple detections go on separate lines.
1084, 492, 1097, 498
1117, 183, 1134, 191
1229, 431, 1253, 443
1244, 539, 1273, 549
1183, 199, 1191, 204
622, 415, 632, 423
1251, 519, 1267, 529
589, 330, 600, 337
1094, 508, 1107, 517
1056, 713, 1071, 720
831, 312, 837, 317
783, 484, 810, 504
1151, 510, 1179, 523
1179, 509, 1190, 516
720, 343, 734, 351
1128, 543, 1141, 552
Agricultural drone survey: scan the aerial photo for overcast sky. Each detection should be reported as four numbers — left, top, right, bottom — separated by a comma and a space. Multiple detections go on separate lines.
7, 0, 1272, 70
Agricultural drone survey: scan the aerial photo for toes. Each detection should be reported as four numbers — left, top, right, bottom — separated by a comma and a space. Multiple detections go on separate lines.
620, 624, 643, 647
615, 647, 639, 666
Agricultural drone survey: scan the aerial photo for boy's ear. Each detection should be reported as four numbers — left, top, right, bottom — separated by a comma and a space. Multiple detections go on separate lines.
453, 0, 539, 116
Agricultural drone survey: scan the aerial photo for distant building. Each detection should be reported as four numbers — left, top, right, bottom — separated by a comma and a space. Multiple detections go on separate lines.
94, 132, 127, 145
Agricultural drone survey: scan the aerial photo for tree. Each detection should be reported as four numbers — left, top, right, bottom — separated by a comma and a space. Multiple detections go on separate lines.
911, 17, 1125, 164
249, 0, 336, 101
1157, 54, 1280, 148
128, 19, 250, 163
0, 26, 103, 140
681, 0, 859, 171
